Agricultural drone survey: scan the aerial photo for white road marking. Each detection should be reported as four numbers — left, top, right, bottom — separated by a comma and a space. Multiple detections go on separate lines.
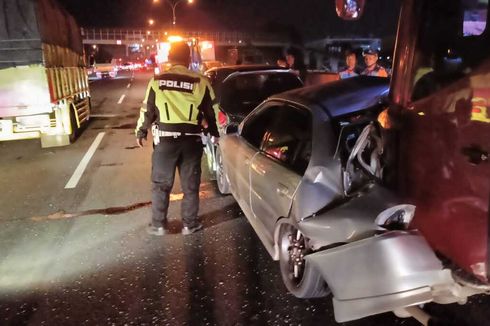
90, 114, 119, 118
117, 94, 126, 104
65, 132, 106, 189
127, 83, 131, 88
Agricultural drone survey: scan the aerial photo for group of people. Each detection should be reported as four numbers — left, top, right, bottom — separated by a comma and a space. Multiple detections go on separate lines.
278, 47, 389, 82
338, 48, 388, 79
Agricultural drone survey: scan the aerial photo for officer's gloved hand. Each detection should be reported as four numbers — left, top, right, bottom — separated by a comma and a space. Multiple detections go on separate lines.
211, 136, 220, 145
137, 137, 146, 148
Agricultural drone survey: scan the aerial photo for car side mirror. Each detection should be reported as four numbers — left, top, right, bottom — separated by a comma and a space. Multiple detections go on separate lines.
225, 123, 239, 135
335, 0, 365, 20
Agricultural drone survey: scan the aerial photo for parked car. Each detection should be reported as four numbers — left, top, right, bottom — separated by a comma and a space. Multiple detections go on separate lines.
202, 67, 303, 188
119, 62, 134, 71
218, 76, 480, 322
205, 64, 288, 87
201, 60, 224, 72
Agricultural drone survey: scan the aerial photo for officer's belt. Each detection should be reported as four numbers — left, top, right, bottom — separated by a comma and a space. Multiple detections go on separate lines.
156, 130, 201, 138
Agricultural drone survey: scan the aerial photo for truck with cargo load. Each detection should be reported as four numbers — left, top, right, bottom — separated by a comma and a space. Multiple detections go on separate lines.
0, 0, 91, 147
93, 59, 118, 79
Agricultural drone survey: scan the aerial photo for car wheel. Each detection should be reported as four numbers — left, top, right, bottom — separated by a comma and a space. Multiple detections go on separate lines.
278, 223, 329, 298
216, 147, 230, 195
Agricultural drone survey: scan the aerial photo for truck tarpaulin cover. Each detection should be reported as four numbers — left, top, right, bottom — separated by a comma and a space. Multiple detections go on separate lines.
0, 0, 83, 68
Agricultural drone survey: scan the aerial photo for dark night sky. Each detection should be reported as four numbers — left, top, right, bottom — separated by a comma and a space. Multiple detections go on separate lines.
58, 0, 401, 40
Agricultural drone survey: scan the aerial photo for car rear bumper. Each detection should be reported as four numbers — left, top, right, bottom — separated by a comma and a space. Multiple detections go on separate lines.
305, 231, 488, 322
96, 71, 117, 78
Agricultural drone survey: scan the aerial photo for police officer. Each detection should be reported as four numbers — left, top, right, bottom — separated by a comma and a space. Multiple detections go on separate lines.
286, 47, 307, 82
338, 50, 361, 79
361, 48, 388, 77
135, 41, 220, 236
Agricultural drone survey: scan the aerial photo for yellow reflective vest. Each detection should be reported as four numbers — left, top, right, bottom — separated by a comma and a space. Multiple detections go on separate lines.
135, 65, 220, 139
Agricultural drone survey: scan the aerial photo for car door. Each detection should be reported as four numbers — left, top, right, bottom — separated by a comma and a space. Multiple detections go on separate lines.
249, 103, 313, 238
219, 134, 256, 213
224, 105, 273, 213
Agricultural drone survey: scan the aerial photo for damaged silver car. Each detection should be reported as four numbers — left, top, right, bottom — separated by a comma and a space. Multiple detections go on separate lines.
218, 76, 479, 323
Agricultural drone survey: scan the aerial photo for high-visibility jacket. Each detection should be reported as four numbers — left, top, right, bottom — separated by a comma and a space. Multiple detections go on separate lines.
135, 65, 220, 139
361, 64, 388, 78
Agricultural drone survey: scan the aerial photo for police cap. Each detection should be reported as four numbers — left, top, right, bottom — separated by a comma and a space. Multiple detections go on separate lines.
363, 48, 379, 56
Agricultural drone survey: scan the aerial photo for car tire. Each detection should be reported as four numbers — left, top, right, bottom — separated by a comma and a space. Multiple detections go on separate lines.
278, 223, 329, 298
216, 147, 230, 195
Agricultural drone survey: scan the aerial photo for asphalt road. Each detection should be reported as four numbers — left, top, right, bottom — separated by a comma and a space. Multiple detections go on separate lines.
0, 71, 488, 326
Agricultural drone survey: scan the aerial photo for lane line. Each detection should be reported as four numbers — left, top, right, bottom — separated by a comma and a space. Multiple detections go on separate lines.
127, 83, 131, 88
65, 132, 106, 189
117, 94, 126, 104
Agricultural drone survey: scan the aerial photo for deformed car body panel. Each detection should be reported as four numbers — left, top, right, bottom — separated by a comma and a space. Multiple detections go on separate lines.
332, 286, 437, 323
289, 161, 344, 222
305, 231, 455, 322
297, 185, 400, 248
282, 77, 391, 221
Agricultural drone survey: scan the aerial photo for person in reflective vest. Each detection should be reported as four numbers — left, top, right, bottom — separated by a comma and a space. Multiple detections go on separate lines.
135, 41, 220, 236
361, 48, 388, 77
338, 50, 362, 79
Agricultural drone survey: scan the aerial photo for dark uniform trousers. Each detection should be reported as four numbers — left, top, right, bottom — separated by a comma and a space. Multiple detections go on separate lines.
151, 136, 203, 228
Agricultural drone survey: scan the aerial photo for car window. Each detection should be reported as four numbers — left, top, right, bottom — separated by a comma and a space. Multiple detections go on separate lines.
411, 0, 489, 101
220, 73, 302, 118
464, 0, 488, 36
259, 105, 312, 175
241, 105, 278, 149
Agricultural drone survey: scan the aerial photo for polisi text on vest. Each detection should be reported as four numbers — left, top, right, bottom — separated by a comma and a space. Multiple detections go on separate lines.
159, 80, 194, 91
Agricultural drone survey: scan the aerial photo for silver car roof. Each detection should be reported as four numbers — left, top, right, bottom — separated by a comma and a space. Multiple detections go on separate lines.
269, 76, 389, 118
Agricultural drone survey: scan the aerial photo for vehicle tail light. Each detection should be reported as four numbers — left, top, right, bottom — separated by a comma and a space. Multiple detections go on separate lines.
218, 111, 227, 126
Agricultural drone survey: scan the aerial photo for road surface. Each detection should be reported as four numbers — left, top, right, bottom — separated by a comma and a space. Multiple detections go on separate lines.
0, 71, 488, 325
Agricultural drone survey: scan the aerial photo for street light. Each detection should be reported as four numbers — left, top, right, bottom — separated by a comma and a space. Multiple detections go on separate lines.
153, 0, 194, 26
148, 19, 155, 26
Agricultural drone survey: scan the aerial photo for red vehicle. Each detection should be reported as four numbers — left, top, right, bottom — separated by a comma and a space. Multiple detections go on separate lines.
335, 0, 489, 323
